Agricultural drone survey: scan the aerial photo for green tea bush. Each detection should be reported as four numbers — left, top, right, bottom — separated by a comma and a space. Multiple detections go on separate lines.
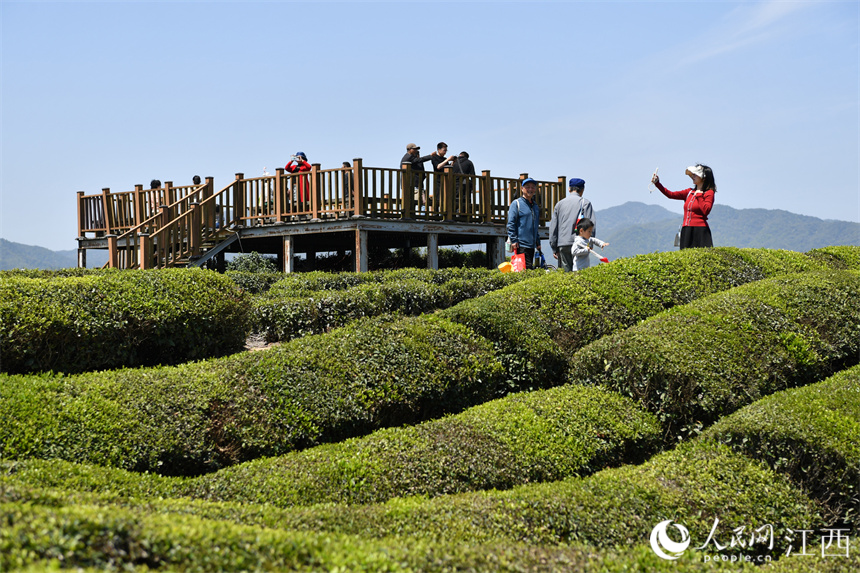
761, 551, 859, 573
0, 494, 762, 572
267, 269, 376, 294
0, 315, 504, 475
0, 267, 112, 279
0, 384, 659, 507
224, 251, 277, 273
805, 245, 860, 270
26, 442, 810, 555
181, 384, 660, 506
569, 271, 860, 440
254, 268, 539, 342
703, 364, 860, 528
440, 248, 832, 391
224, 270, 283, 294
0, 269, 251, 374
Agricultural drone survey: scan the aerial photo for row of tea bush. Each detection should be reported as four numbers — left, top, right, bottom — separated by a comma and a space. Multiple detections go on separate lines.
2, 266, 857, 478
4, 362, 859, 570
251, 267, 544, 342
2, 246, 856, 375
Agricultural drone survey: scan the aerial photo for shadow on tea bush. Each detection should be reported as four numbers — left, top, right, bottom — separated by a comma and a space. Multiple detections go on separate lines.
568, 271, 860, 441
703, 364, 860, 529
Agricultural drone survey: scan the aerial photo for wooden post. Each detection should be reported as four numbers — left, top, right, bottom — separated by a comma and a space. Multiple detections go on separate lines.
282, 235, 294, 273
76, 191, 85, 236
77, 247, 86, 268
164, 181, 175, 209
511, 173, 527, 205
274, 168, 284, 221
233, 173, 244, 226
190, 203, 201, 255
106, 235, 118, 268
158, 205, 170, 266
203, 178, 214, 229
101, 188, 113, 234
352, 158, 363, 216
554, 176, 567, 225
481, 170, 493, 223
401, 163, 413, 219
444, 166, 455, 221
489, 236, 506, 268
427, 233, 439, 270
139, 233, 151, 270
355, 229, 368, 272
134, 185, 145, 228
310, 163, 320, 220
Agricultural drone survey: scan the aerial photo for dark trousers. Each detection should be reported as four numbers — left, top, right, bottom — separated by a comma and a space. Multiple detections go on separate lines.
516, 246, 536, 270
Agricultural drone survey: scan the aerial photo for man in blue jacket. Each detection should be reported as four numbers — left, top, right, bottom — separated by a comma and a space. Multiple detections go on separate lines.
507, 177, 542, 269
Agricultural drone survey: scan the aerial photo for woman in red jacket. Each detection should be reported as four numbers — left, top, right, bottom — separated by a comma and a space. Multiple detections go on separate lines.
285, 151, 312, 203
652, 164, 716, 249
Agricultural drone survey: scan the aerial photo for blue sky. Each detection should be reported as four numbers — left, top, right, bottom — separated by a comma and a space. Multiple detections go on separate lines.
2, 0, 858, 251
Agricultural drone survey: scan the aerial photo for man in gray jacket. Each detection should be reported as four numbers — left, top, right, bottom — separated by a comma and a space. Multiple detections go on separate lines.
549, 178, 593, 271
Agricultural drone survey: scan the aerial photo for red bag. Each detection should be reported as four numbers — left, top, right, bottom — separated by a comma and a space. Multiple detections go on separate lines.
511, 253, 527, 272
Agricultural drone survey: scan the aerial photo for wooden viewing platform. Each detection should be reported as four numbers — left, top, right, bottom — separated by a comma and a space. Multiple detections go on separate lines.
76, 159, 566, 272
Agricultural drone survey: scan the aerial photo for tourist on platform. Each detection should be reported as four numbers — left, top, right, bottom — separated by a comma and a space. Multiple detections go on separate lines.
400, 143, 433, 209
430, 141, 456, 174
430, 142, 456, 211
506, 177, 542, 269
452, 151, 476, 212
285, 151, 312, 203
651, 164, 716, 249
342, 161, 353, 195
549, 177, 593, 271
150, 179, 161, 190
571, 217, 608, 271
453, 151, 475, 177
192, 175, 201, 186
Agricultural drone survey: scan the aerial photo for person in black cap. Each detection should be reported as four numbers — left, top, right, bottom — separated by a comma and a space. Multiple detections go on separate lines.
549, 177, 593, 271
507, 177, 542, 269
400, 143, 434, 210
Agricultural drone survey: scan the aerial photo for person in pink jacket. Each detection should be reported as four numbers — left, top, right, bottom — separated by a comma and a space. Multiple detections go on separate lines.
652, 164, 716, 249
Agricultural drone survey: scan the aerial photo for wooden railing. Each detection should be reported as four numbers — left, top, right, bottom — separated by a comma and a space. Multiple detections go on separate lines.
77, 180, 214, 237
79, 160, 565, 269
102, 179, 222, 269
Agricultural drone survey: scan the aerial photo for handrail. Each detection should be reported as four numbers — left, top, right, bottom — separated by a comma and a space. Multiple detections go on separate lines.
107, 178, 232, 269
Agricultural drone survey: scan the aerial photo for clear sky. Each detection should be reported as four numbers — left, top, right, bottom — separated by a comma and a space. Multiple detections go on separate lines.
1, 0, 858, 251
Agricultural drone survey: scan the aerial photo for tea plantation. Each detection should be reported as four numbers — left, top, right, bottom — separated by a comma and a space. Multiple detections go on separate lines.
1, 246, 858, 572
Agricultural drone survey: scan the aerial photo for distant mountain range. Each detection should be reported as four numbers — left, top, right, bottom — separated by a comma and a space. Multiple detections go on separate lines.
1, 203, 857, 270
0, 239, 108, 271
597, 202, 860, 260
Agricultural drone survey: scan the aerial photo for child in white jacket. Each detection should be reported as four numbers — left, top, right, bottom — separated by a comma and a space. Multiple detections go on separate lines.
571, 217, 609, 271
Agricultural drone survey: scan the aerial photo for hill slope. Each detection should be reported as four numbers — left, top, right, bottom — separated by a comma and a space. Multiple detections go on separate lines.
597, 202, 859, 259
0, 239, 107, 270
1, 204, 857, 268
